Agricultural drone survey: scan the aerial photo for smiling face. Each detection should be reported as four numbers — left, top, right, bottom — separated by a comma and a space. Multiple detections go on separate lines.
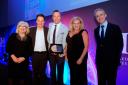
52, 12, 61, 24
73, 19, 81, 33
95, 10, 107, 24
18, 25, 27, 34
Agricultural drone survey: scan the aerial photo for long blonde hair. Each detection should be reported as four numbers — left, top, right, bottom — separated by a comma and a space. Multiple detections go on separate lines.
69, 16, 84, 32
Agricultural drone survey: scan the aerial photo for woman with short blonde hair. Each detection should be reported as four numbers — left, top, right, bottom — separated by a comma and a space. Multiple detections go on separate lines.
6, 21, 32, 85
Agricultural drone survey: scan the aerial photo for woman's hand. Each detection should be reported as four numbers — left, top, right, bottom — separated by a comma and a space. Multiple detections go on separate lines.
64, 51, 68, 61
11, 54, 19, 63
17, 57, 25, 63
64, 46, 68, 61
76, 58, 83, 65
64, 54, 68, 61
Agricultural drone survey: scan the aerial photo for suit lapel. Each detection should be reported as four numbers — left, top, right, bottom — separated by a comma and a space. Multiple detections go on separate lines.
44, 27, 47, 44
43, 27, 48, 51
32, 27, 37, 48
97, 26, 101, 40
97, 23, 110, 40
104, 23, 110, 39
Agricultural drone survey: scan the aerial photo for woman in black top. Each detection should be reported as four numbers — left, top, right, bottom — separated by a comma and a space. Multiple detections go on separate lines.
6, 21, 32, 85
65, 17, 89, 85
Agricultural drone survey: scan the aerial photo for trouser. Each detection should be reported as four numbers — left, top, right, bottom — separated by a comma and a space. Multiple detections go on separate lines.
97, 63, 118, 85
32, 52, 48, 85
49, 53, 64, 85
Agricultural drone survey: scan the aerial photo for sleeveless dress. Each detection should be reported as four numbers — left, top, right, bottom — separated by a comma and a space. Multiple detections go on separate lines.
66, 29, 88, 85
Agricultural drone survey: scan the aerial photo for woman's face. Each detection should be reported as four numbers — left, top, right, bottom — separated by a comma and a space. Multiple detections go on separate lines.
18, 25, 27, 34
72, 19, 81, 33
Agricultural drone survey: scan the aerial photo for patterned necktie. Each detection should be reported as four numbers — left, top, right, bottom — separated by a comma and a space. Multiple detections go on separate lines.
101, 25, 104, 39
53, 25, 57, 44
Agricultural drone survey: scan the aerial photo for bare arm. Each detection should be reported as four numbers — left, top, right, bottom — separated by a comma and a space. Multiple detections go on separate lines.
64, 45, 68, 60
77, 31, 89, 64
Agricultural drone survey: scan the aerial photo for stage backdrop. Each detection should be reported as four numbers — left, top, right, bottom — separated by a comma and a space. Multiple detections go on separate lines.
27, 0, 128, 84
0, 0, 128, 85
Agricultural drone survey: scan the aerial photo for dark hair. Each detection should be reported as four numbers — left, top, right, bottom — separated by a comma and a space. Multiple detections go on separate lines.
52, 10, 61, 15
36, 14, 45, 20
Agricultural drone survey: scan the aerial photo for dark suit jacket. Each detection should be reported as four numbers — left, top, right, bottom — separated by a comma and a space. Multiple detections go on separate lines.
29, 26, 49, 52
94, 23, 123, 67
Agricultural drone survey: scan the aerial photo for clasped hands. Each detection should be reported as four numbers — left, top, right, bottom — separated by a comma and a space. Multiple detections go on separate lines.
11, 54, 25, 64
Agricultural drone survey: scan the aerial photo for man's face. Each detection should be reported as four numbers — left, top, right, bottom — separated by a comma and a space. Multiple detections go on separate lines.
52, 12, 61, 24
95, 10, 107, 24
36, 16, 45, 28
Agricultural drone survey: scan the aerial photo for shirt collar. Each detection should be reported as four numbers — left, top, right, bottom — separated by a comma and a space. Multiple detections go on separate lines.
100, 20, 108, 27
53, 22, 61, 27
37, 28, 43, 31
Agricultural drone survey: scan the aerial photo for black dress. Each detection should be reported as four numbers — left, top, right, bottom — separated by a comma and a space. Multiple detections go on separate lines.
6, 33, 32, 79
66, 29, 88, 85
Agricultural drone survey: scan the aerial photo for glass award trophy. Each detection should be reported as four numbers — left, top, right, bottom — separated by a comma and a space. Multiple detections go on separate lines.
50, 44, 63, 54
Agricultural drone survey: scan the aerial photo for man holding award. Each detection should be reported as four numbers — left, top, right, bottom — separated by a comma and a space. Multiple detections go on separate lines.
47, 10, 68, 85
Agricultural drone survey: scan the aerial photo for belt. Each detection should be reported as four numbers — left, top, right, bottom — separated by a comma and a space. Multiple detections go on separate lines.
34, 51, 47, 54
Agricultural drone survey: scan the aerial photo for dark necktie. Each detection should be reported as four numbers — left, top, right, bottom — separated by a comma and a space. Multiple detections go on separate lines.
53, 25, 57, 44
101, 25, 104, 39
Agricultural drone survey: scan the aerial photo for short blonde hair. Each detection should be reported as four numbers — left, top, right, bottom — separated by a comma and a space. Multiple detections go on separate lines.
94, 8, 106, 16
16, 21, 30, 35
69, 16, 84, 32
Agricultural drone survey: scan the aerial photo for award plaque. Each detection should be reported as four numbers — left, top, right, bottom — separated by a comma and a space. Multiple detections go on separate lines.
50, 44, 63, 54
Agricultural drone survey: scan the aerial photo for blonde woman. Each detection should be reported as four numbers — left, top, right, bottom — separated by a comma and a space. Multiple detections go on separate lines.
66, 17, 89, 85
6, 21, 32, 85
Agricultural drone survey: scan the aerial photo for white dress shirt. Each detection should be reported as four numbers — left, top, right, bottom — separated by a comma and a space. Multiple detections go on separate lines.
49, 23, 61, 44
34, 28, 46, 52
99, 20, 108, 37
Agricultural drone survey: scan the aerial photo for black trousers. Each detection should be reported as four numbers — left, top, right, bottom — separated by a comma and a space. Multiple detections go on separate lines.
49, 53, 64, 85
32, 52, 48, 85
97, 63, 118, 85
68, 59, 87, 85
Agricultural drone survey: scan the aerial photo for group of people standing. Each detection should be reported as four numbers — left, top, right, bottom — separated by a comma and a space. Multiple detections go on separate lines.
6, 8, 123, 85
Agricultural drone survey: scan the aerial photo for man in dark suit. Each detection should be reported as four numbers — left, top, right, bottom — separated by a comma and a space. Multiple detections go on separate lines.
29, 14, 49, 85
94, 8, 123, 85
